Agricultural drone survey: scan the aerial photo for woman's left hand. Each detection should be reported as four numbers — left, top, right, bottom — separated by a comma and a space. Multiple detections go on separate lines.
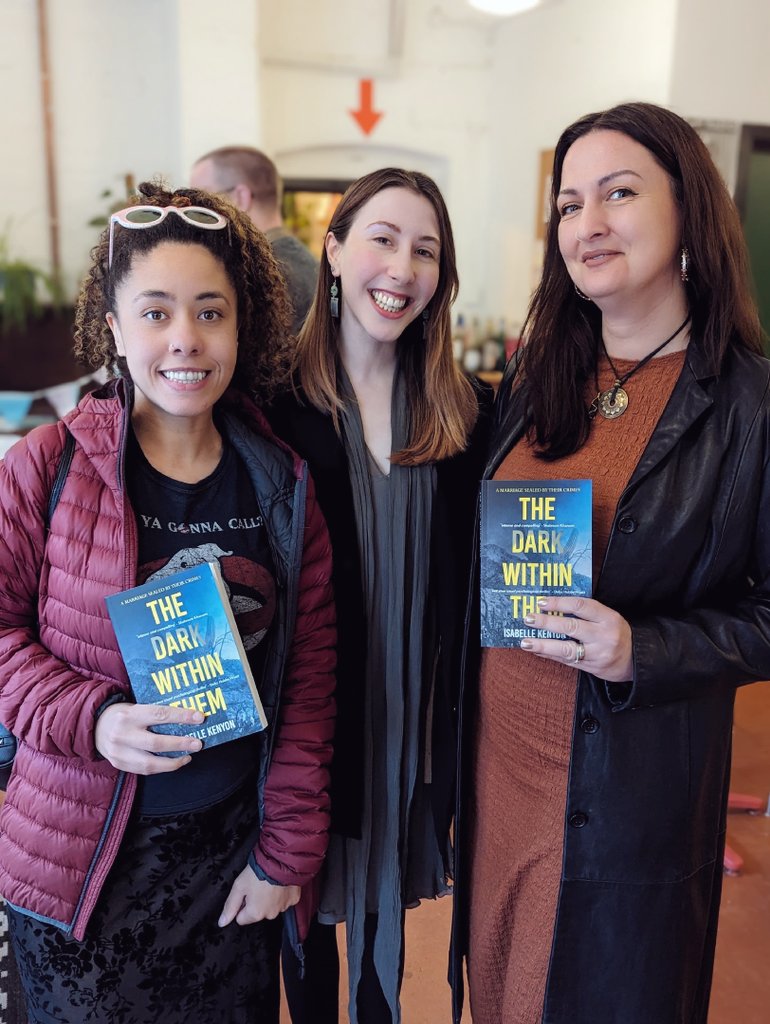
218, 867, 301, 927
520, 596, 633, 682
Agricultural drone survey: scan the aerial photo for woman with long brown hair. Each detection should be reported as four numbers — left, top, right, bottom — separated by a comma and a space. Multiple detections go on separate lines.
452, 101, 770, 1024
270, 167, 490, 1023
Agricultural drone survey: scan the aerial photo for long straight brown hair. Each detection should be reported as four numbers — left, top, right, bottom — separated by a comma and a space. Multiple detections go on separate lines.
294, 168, 477, 465
520, 102, 763, 460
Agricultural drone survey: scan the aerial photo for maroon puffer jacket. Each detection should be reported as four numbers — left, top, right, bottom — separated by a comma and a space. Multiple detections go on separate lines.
0, 380, 335, 940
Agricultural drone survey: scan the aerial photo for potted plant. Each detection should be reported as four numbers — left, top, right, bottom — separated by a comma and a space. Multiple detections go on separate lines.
0, 232, 80, 396
0, 232, 65, 336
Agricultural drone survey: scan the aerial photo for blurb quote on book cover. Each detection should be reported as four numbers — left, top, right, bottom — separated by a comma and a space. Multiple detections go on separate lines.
480, 479, 592, 647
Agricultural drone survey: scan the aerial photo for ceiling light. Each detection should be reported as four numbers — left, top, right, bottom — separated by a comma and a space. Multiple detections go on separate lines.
467, 0, 543, 15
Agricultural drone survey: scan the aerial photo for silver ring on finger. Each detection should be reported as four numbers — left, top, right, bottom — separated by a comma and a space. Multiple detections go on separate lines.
574, 641, 585, 663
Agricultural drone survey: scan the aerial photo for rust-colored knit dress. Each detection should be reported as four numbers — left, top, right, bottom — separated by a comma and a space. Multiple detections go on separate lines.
467, 350, 686, 1024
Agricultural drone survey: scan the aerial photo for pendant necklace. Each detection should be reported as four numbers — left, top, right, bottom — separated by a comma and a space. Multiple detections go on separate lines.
588, 314, 691, 420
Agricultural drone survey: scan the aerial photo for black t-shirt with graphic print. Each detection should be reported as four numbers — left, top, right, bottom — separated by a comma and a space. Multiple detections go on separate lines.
124, 428, 276, 814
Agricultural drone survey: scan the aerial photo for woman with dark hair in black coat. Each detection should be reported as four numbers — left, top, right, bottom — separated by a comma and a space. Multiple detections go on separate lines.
452, 102, 770, 1024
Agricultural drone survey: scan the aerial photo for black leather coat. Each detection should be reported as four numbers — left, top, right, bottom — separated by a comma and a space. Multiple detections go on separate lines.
452, 339, 770, 1024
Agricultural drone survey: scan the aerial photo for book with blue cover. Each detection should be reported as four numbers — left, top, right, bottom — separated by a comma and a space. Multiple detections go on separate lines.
480, 479, 592, 648
105, 561, 267, 749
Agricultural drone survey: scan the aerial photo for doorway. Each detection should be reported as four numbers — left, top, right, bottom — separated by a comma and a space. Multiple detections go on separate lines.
735, 125, 770, 351
282, 177, 352, 260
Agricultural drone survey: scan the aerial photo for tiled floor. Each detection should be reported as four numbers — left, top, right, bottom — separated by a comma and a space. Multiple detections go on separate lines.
289, 682, 770, 1023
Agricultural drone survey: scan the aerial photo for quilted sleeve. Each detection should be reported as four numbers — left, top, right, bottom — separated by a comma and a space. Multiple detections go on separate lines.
0, 429, 127, 760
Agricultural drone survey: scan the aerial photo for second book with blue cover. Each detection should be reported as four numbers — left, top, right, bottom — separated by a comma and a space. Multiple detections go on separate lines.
480, 479, 593, 648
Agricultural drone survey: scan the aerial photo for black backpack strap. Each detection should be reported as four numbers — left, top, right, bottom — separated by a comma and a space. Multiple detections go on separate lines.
46, 427, 75, 528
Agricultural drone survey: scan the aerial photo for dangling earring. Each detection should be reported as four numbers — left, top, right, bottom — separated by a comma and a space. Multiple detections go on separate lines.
330, 276, 340, 319
680, 246, 690, 283
574, 283, 592, 302
422, 307, 430, 339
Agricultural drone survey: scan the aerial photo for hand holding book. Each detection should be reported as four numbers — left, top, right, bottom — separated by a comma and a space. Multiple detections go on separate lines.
95, 700, 206, 773
519, 594, 634, 680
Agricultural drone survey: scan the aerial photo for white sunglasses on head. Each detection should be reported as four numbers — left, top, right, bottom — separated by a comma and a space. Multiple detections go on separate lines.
108, 205, 230, 268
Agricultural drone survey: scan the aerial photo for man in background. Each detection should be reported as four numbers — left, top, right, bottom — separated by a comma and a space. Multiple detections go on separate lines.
191, 146, 319, 335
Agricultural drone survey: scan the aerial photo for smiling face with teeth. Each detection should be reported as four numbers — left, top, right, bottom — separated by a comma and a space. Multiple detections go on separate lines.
325, 187, 441, 352
106, 241, 239, 431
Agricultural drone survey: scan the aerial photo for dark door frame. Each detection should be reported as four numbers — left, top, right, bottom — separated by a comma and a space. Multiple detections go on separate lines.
735, 123, 770, 350
283, 177, 353, 196
734, 124, 770, 220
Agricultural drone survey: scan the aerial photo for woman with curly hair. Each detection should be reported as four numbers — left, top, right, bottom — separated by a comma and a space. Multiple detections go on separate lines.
0, 181, 336, 1023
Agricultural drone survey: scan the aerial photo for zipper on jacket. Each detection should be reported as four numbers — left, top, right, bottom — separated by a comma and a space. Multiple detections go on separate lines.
283, 905, 305, 980
69, 771, 135, 940
265, 464, 307, 770
73, 382, 138, 938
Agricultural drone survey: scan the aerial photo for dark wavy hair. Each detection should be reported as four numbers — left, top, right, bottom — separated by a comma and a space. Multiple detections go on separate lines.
293, 167, 477, 465
74, 180, 293, 401
519, 101, 762, 459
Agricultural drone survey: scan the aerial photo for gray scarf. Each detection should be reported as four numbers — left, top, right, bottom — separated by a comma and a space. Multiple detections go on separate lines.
320, 364, 446, 1023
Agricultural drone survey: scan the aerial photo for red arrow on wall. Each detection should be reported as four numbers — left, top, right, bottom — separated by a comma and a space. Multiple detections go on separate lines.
349, 79, 383, 136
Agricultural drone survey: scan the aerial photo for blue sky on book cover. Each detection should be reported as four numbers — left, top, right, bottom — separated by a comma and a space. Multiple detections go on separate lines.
105, 563, 266, 748
480, 479, 592, 647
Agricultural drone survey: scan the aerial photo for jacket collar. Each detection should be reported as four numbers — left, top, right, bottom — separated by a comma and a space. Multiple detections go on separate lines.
625, 338, 716, 492
61, 376, 130, 494
486, 336, 718, 484
64, 375, 303, 475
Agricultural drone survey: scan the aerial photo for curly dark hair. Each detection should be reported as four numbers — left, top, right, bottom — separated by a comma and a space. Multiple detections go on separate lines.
74, 180, 293, 401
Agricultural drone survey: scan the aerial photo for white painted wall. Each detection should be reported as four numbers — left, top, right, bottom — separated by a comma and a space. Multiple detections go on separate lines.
1, 1, 50, 275
258, 0, 497, 315
484, 0, 680, 325
2, 0, 769, 326
258, 0, 727, 324
175, 0, 261, 175
484, 0, 770, 324
1, 0, 260, 298
670, 0, 770, 124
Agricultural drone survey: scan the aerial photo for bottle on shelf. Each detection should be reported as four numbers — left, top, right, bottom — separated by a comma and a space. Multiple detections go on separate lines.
461, 315, 483, 374
481, 317, 507, 373
452, 314, 523, 378
504, 320, 522, 362
451, 312, 467, 364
